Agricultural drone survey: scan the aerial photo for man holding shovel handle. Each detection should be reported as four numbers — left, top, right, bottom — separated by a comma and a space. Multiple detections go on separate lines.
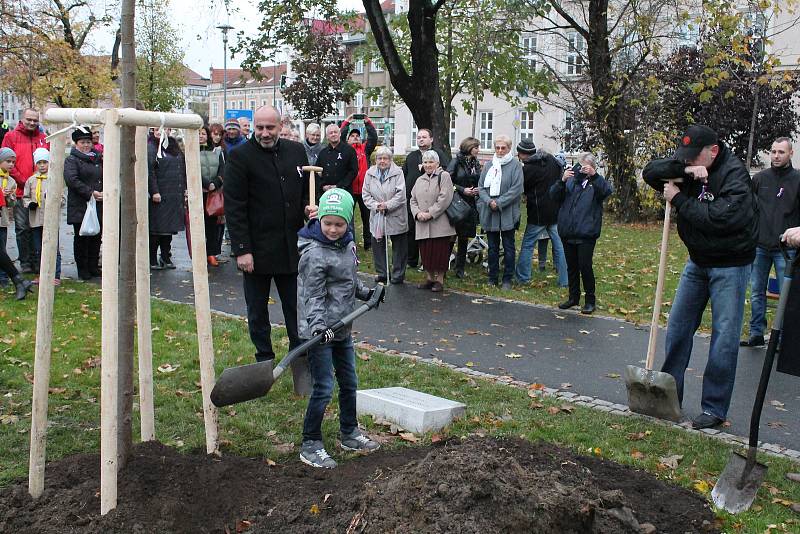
642, 125, 758, 430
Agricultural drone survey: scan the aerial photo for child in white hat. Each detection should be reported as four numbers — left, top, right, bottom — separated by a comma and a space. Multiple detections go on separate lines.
23, 148, 62, 285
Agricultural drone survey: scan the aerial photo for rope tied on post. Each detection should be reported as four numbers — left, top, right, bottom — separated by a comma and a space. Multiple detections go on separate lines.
157, 112, 169, 159
45, 110, 93, 142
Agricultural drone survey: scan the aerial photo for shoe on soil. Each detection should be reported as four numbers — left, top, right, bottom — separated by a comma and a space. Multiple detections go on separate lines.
431, 281, 444, 292
150, 262, 163, 271
390, 278, 404, 285
691, 412, 724, 430
558, 299, 578, 310
581, 303, 596, 315
159, 257, 176, 270
300, 440, 337, 469
417, 280, 434, 290
739, 335, 765, 347
340, 430, 380, 452
501, 281, 512, 291
375, 275, 387, 284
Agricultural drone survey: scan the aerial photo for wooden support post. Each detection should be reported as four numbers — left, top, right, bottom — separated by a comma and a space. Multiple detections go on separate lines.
183, 129, 219, 455
28, 128, 67, 498
134, 126, 155, 441
100, 111, 122, 515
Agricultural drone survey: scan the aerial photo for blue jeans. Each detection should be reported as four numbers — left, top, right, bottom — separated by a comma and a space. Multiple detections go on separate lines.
516, 223, 568, 286
0, 227, 7, 284
31, 227, 62, 279
748, 246, 794, 338
487, 229, 516, 284
302, 336, 359, 442
662, 260, 750, 419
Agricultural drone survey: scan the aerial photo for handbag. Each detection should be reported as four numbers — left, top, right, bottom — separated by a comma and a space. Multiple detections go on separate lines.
437, 174, 473, 225
205, 189, 224, 217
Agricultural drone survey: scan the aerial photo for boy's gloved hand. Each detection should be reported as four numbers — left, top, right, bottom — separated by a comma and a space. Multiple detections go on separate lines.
313, 328, 335, 345
28, 201, 38, 209
368, 286, 386, 308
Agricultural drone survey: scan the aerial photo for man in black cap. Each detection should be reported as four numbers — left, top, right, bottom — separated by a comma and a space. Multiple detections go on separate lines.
514, 139, 567, 287
642, 124, 758, 429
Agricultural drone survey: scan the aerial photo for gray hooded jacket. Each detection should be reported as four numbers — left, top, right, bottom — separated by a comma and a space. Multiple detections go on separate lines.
297, 231, 371, 341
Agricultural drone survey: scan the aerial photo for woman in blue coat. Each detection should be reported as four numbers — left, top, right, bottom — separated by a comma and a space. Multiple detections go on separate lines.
549, 152, 612, 314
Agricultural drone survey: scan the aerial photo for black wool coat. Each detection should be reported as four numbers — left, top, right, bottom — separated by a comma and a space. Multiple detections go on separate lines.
148, 143, 187, 235
64, 148, 103, 225
224, 137, 310, 275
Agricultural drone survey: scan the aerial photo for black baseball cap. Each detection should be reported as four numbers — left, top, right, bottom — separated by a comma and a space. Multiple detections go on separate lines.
674, 125, 718, 161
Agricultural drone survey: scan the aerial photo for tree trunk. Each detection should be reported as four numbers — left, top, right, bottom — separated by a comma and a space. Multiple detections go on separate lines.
116, 0, 137, 468
362, 0, 450, 153
745, 82, 760, 170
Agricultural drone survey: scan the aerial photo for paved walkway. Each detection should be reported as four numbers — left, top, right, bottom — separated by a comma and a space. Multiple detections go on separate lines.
37, 224, 800, 452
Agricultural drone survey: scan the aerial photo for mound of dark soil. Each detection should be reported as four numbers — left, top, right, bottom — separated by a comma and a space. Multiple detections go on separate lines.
0, 437, 718, 533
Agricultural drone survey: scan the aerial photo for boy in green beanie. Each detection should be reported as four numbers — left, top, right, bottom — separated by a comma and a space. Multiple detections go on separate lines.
297, 188, 384, 468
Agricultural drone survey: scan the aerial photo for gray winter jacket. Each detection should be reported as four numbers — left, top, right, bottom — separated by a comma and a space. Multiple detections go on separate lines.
477, 158, 524, 232
297, 227, 371, 341
303, 139, 323, 166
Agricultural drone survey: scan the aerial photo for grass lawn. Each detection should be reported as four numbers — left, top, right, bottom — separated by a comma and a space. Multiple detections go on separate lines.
0, 282, 798, 531
354, 215, 770, 336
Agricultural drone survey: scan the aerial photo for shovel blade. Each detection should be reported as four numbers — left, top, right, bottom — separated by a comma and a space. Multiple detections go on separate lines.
210, 360, 276, 407
625, 365, 682, 422
711, 451, 767, 514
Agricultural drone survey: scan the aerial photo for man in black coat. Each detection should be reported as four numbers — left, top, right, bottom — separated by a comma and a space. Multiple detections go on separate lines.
401, 128, 451, 268
740, 137, 800, 347
642, 124, 758, 430
315, 123, 358, 199
514, 140, 567, 287
224, 106, 317, 375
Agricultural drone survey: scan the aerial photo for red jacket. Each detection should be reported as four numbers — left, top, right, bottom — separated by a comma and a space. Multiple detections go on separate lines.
1, 122, 49, 197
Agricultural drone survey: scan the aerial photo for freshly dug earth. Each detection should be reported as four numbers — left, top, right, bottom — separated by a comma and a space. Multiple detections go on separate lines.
0, 437, 717, 533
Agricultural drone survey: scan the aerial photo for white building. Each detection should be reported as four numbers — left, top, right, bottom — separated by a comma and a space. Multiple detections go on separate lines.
176, 67, 210, 117
1, 90, 26, 126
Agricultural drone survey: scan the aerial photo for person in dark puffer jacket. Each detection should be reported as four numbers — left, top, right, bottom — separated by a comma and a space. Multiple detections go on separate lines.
515, 140, 567, 287
64, 128, 103, 280
642, 124, 757, 430
550, 152, 612, 314
446, 136, 482, 278
148, 129, 187, 270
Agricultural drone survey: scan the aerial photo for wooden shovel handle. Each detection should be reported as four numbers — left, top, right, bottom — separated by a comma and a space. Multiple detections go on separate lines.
302, 166, 322, 208
645, 181, 673, 370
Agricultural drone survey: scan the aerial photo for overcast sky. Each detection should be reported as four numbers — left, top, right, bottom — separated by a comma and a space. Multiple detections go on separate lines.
92, 0, 364, 77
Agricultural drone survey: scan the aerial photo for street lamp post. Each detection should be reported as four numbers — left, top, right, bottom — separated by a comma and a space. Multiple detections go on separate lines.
217, 24, 234, 122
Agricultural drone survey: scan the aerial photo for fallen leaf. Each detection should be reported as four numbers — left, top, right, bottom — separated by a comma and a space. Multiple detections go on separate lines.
529, 383, 545, 390
358, 353, 370, 361
324, 493, 332, 503
605, 373, 621, 379
609, 333, 620, 337
547, 406, 561, 415
0, 414, 19, 424
768, 421, 787, 428
431, 434, 443, 443
48, 387, 67, 394
235, 519, 252, 533
399, 432, 418, 443
309, 504, 320, 515
560, 382, 572, 389
693, 480, 711, 494
506, 353, 522, 359
496, 342, 506, 347
772, 498, 797, 507
626, 432, 648, 441
265, 459, 276, 466
157, 363, 180, 373
554, 314, 565, 319
273, 442, 295, 454
529, 401, 544, 409
465, 361, 475, 367
630, 449, 645, 460
579, 329, 592, 335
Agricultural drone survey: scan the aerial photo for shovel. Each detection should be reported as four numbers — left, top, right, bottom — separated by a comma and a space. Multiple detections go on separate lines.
712, 240, 798, 514
210, 285, 385, 407
625, 180, 682, 422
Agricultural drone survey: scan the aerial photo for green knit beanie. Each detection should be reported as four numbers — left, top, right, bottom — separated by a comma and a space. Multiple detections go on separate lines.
318, 188, 354, 223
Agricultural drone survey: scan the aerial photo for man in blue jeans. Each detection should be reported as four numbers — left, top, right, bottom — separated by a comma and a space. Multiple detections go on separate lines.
643, 125, 758, 429
514, 140, 567, 286
741, 137, 799, 347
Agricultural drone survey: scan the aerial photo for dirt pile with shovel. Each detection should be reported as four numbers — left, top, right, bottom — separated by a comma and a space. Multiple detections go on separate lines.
0, 437, 717, 533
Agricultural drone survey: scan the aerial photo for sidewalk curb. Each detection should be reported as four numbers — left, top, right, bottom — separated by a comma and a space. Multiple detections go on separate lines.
152, 296, 799, 464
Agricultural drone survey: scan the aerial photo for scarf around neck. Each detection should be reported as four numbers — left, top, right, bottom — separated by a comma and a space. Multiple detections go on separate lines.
34, 173, 47, 204
485, 152, 514, 196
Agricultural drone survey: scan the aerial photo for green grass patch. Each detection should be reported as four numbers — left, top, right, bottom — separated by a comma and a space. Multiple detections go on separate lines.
0, 282, 797, 532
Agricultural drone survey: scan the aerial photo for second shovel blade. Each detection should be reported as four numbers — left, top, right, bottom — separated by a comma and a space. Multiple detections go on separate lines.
711, 451, 767, 514
625, 365, 683, 422
210, 359, 275, 407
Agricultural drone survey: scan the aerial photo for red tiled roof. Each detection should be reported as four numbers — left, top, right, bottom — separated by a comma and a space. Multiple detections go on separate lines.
184, 66, 210, 86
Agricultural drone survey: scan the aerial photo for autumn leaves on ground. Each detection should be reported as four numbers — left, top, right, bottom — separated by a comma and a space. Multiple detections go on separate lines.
0, 225, 796, 532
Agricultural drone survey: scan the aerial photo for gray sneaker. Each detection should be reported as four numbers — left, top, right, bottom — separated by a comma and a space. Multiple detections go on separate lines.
340, 430, 380, 452
299, 440, 337, 469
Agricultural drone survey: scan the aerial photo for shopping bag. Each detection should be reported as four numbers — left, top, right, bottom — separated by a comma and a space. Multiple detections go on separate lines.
79, 196, 100, 236
205, 189, 224, 217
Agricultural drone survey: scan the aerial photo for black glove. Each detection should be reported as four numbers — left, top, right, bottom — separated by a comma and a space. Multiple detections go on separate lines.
313, 328, 335, 345
368, 286, 386, 308
28, 202, 38, 209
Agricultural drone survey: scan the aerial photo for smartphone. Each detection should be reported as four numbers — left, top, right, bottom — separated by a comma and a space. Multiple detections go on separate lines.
352, 113, 366, 120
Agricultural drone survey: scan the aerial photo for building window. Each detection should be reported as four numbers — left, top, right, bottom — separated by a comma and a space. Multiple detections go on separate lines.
354, 59, 364, 74
479, 111, 493, 150
354, 91, 364, 110
519, 111, 534, 142
212, 102, 219, 118
370, 91, 383, 107
449, 115, 456, 148
250, 100, 256, 110
411, 122, 418, 148
566, 31, 585, 75
337, 100, 345, 117
521, 36, 537, 70
370, 58, 384, 72
564, 111, 584, 153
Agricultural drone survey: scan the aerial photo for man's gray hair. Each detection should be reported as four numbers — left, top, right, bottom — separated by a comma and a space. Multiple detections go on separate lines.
374, 146, 393, 159
306, 123, 321, 135
774, 137, 793, 149
421, 150, 439, 163
579, 152, 598, 169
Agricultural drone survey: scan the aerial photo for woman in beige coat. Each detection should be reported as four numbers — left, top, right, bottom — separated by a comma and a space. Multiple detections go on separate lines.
410, 150, 455, 292
362, 146, 408, 284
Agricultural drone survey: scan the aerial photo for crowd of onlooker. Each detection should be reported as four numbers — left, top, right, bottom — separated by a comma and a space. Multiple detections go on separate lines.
0, 108, 616, 312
